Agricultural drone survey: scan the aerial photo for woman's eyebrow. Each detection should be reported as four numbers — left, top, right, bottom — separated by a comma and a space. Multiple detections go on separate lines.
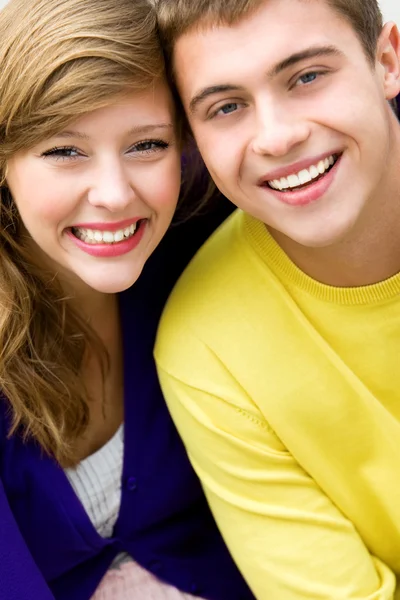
54, 123, 173, 140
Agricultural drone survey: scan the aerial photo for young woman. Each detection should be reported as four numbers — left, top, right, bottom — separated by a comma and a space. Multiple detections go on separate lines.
0, 1, 254, 599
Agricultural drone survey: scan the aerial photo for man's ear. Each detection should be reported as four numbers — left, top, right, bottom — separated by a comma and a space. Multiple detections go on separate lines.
376, 22, 400, 101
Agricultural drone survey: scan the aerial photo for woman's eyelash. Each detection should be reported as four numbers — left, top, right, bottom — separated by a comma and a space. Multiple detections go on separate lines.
131, 139, 170, 153
41, 146, 80, 159
41, 139, 170, 160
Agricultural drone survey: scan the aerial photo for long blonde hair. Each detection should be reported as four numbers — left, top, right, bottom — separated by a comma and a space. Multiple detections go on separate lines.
0, 0, 164, 466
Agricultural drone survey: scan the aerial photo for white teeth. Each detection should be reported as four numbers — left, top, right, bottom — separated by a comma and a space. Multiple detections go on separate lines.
102, 231, 114, 243
72, 222, 139, 245
281, 177, 289, 189
298, 169, 312, 185
270, 179, 281, 190
267, 154, 337, 191
287, 174, 300, 187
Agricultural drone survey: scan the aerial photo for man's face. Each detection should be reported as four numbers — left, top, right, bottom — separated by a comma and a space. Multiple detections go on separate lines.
173, 0, 400, 248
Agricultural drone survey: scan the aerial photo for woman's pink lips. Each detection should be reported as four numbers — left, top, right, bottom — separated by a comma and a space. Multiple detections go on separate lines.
260, 154, 342, 207
71, 217, 142, 232
66, 220, 146, 258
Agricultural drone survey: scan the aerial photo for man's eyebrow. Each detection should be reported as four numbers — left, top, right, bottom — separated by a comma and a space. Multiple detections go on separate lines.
188, 45, 343, 115
268, 45, 344, 78
189, 84, 245, 115
54, 123, 173, 139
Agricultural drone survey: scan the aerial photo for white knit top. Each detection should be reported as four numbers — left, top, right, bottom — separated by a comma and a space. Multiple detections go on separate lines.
66, 424, 124, 539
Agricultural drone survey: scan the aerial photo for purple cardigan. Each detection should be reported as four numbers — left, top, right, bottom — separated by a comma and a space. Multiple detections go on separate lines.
0, 197, 254, 600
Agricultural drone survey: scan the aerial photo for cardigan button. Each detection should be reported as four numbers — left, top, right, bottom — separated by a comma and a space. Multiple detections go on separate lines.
126, 476, 138, 491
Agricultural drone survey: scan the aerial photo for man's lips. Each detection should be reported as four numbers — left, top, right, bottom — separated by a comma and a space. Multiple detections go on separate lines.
257, 152, 342, 207
257, 150, 343, 186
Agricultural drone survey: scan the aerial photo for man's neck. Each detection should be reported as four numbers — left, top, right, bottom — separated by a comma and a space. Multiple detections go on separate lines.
270, 223, 400, 287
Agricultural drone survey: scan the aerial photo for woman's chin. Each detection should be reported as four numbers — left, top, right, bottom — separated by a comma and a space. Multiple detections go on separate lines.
79, 270, 143, 295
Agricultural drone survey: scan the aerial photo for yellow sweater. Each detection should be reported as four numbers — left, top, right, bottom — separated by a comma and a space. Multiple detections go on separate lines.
155, 210, 400, 600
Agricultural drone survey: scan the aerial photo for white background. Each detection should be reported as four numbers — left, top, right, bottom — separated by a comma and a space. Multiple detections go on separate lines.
0, 1, 398, 28
380, 0, 400, 23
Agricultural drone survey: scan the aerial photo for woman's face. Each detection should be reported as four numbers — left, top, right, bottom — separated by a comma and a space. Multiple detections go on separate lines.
6, 81, 181, 294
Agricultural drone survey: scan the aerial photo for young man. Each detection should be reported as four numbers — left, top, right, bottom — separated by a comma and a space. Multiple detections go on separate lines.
154, 0, 400, 598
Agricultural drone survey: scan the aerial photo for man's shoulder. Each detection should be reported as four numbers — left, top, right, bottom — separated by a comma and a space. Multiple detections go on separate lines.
155, 209, 269, 371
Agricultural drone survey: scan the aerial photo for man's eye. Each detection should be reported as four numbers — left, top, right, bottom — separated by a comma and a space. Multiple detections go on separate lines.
296, 72, 320, 86
217, 103, 240, 116
209, 102, 246, 120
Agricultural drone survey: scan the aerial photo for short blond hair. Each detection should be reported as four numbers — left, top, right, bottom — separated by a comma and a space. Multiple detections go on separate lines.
156, 0, 383, 67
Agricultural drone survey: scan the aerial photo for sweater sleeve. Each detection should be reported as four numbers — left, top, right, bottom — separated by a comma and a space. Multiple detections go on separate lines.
155, 336, 397, 600
0, 475, 55, 599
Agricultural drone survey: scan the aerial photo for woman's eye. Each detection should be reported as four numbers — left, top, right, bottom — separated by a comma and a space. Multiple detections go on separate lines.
130, 140, 169, 154
41, 146, 81, 160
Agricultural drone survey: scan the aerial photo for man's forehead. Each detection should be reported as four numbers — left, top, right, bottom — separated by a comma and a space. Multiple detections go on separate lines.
173, 1, 351, 94
173, 0, 349, 64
